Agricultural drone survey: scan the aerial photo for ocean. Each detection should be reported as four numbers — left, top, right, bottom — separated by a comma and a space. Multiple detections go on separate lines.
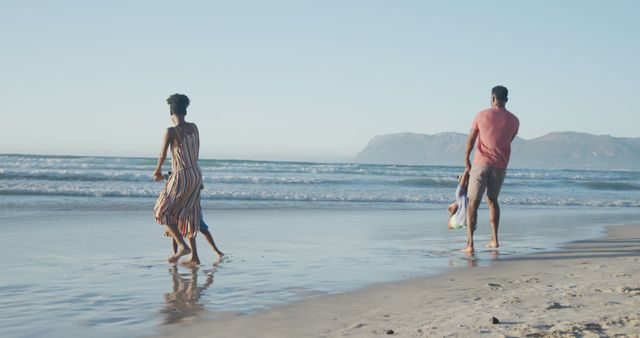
1, 154, 639, 210
1, 154, 639, 338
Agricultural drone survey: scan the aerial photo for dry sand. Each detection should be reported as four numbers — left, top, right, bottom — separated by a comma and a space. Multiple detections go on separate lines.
155, 224, 640, 338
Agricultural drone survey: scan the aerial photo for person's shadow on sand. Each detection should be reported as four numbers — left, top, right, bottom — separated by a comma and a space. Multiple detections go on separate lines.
160, 262, 219, 324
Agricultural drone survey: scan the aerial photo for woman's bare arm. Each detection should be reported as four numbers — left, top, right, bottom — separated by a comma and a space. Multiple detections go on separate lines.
153, 128, 172, 181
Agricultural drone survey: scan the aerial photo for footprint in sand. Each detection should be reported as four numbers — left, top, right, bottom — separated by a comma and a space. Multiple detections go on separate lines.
619, 286, 640, 295
486, 282, 503, 290
374, 329, 396, 335
516, 277, 540, 283
610, 273, 631, 277
546, 301, 571, 310
564, 292, 583, 298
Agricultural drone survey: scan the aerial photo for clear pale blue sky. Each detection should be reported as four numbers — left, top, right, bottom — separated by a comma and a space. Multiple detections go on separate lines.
1, 0, 638, 161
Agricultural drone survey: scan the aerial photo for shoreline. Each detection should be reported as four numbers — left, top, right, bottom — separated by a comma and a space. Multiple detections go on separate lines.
153, 223, 640, 337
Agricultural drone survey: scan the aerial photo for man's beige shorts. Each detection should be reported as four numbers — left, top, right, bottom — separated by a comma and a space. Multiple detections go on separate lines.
467, 165, 507, 201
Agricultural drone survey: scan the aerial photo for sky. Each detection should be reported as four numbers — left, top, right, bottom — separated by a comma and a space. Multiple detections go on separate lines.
1, 0, 639, 162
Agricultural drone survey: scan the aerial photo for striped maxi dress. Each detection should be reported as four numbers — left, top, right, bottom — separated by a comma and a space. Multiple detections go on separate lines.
154, 124, 202, 238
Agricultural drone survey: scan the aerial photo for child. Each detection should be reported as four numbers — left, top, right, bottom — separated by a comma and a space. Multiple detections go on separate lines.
165, 171, 224, 263
195, 213, 225, 258
171, 212, 225, 261
448, 170, 470, 229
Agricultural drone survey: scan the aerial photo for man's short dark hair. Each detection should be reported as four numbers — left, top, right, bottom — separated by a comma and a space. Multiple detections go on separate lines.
491, 86, 508, 102
166, 93, 190, 116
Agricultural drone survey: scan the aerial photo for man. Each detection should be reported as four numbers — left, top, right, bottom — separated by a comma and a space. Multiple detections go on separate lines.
463, 85, 519, 253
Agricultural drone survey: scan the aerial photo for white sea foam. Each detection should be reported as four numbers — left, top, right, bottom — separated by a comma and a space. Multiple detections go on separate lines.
1, 154, 639, 208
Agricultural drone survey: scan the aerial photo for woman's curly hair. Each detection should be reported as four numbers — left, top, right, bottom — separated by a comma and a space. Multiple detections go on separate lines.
166, 93, 190, 116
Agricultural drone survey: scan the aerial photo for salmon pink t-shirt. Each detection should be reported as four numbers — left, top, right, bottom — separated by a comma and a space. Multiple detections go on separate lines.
471, 107, 519, 169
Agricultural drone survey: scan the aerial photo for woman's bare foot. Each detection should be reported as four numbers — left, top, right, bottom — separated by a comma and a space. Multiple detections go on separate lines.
167, 245, 191, 263
485, 241, 499, 249
179, 258, 200, 266
461, 245, 474, 253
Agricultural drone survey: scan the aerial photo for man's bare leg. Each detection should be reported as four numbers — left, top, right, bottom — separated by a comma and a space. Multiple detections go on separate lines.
165, 224, 191, 263
181, 236, 201, 266
486, 197, 500, 248
463, 198, 480, 253
202, 229, 224, 257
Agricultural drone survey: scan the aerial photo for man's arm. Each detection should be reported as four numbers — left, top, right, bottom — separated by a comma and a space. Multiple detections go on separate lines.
465, 127, 479, 171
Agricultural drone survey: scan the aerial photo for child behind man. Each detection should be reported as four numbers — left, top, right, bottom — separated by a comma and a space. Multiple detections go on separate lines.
448, 170, 470, 229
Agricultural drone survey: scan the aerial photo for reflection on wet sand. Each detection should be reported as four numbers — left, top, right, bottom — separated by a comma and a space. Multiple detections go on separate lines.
488, 250, 500, 262
448, 250, 500, 268
160, 263, 218, 325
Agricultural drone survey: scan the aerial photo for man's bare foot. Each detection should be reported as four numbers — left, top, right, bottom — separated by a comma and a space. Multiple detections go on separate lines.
217, 251, 225, 258
489, 250, 499, 260
463, 251, 476, 266
179, 258, 200, 266
167, 246, 191, 263
485, 241, 499, 249
461, 245, 474, 253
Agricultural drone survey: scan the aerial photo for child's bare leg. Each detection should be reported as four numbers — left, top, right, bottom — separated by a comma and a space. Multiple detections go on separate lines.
165, 224, 191, 263
448, 202, 458, 217
172, 239, 178, 255
447, 202, 459, 229
202, 229, 224, 257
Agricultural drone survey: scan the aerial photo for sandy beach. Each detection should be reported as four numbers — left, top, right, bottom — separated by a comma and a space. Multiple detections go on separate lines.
155, 224, 640, 338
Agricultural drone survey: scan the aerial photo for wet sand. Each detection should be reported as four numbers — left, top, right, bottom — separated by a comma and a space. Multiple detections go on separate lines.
154, 224, 640, 338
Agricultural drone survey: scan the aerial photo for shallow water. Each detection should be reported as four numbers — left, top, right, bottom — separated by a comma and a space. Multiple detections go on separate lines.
1, 207, 639, 338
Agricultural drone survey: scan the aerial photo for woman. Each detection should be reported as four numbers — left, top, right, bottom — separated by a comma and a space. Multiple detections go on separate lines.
153, 93, 203, 265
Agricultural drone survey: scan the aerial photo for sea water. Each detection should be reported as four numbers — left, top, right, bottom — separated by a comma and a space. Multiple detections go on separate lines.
1, 154, 639, 209
1, 154, 639, 338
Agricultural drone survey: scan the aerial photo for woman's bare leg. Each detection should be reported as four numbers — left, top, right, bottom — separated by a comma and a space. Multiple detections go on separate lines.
164, 224, 190, 263
181, 237, 201, 266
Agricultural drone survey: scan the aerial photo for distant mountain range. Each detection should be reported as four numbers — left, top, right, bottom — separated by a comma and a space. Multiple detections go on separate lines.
353, 131, 640, 170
